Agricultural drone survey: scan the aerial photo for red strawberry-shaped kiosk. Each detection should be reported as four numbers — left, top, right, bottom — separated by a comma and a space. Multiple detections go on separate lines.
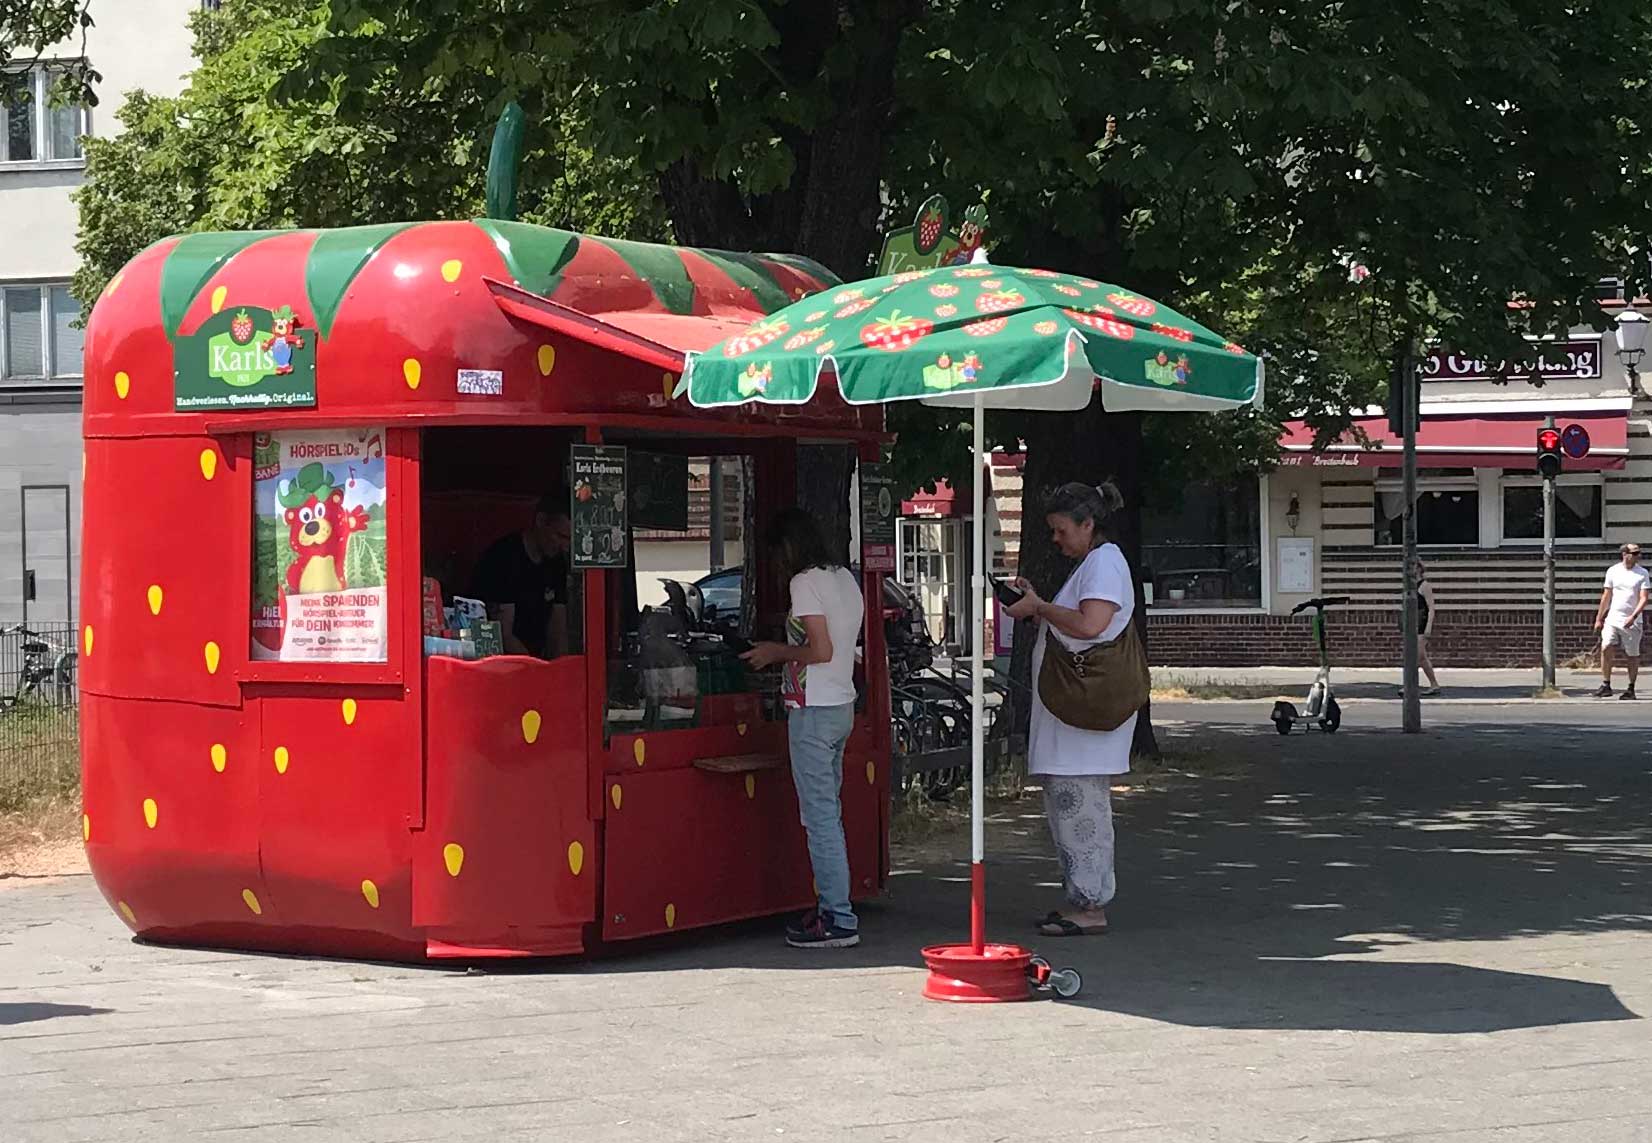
78, 219, 890, 962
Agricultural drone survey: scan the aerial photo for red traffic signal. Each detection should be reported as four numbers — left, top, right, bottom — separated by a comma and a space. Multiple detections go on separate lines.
1536, 426, 1562, 478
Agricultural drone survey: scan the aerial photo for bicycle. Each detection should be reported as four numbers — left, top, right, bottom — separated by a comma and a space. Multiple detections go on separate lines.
0, 625, 79, 715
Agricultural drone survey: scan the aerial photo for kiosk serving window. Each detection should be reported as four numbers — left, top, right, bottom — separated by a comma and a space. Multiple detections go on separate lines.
251, 428, 390, 663
606, 452, 764, 734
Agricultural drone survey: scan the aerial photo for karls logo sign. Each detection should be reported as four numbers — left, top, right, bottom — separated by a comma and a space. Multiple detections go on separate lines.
175, 304, 318, 410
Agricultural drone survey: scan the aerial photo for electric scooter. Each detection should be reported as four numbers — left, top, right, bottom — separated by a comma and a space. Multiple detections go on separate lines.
1270, 596, 1351, 735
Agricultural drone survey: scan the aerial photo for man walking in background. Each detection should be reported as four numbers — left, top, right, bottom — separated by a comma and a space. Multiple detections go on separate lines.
1593, 543, 1649, 700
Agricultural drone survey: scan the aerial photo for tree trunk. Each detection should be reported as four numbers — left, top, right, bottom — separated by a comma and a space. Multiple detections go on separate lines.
796, 443, 856, 565
1008, 398, 1159, 759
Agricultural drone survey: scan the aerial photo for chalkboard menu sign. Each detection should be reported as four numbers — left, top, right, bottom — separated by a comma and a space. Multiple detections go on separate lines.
570, 445, 628, 569
860, 462, 897, 573
630, 451, 690, 531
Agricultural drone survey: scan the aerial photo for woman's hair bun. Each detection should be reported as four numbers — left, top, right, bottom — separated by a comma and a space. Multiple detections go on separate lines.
1093, 481, 1124, 514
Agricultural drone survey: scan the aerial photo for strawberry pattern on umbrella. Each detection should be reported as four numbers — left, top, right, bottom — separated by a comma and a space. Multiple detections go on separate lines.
683, 260, 1261, 410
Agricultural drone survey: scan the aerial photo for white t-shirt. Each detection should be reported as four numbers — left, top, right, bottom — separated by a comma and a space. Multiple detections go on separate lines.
1028, 543, 1138, 777
782, 566, 864, 708
1604, 562, 1650, 626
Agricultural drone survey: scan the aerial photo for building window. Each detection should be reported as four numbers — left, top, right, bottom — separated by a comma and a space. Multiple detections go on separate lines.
1142, 478, 1262, 608
1374, 469, 1478, 546
1501, 476, 1603, 542
1, 283, 84, 383
1, 64, 87, 164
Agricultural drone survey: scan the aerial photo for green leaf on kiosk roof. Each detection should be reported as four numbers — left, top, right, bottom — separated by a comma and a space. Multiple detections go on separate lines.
159, 230, 288, 339
696, 250, 792, 312
602, 237, 698, 314
470, 219, 581, 297
304, 222, 417, 340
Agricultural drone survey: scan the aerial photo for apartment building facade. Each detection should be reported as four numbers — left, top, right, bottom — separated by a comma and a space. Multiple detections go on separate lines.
1, 2, 197, 624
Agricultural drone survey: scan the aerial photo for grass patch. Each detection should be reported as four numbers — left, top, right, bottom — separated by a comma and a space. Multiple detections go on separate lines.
0, 705, 80, 813
1151, 671, 1286, 701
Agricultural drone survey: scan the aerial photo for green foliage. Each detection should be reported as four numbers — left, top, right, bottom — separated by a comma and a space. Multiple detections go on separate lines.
72, 0, 667, 306
0, 0, 96, 101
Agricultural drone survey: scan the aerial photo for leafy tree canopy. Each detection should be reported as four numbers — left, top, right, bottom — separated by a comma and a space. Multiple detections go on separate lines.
73, 0, 666, 304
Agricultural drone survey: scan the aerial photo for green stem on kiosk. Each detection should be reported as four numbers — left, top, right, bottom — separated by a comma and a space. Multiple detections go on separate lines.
486, 101, 525, 222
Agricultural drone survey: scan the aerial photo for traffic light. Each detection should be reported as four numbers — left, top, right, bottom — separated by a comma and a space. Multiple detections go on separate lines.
1536, 425, 1562, 479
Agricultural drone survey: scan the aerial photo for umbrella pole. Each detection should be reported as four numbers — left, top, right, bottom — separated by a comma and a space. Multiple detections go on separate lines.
970, 392, 986, 955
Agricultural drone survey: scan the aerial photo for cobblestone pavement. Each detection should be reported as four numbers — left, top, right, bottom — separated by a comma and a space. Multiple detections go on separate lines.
2, 701, 1648, 1142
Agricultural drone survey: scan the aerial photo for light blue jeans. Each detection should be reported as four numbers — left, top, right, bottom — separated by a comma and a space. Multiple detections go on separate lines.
787, 702, 858, 931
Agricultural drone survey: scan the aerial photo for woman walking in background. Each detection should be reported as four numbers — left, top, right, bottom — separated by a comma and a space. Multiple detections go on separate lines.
1405, 557, 1441, 696
1004, 482, 1146, 938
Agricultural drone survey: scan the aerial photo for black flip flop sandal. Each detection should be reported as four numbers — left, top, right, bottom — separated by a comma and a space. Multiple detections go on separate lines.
1037, 912, 1108, 937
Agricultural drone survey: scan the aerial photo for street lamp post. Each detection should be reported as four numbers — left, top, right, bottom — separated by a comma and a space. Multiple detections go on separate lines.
1615, 307, 1650, 397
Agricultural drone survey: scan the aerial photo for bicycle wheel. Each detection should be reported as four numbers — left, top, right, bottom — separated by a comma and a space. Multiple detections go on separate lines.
52, 651, 78, 706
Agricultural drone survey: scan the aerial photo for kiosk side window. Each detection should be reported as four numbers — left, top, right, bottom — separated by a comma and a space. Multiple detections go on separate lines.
250, 427, 391, 664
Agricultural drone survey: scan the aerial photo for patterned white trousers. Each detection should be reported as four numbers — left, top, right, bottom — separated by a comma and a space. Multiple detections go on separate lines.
1041, 775, 1117, 910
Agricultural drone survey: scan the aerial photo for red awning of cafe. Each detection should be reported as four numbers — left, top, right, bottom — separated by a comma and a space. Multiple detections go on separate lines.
902, 480, 958, 517
1278, 410, 1628, 470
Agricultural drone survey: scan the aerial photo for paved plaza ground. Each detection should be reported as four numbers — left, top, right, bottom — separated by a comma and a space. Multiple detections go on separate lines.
2, 688, 1648, 1142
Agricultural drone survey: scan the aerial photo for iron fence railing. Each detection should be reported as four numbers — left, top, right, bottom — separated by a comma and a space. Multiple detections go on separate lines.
0, 622, 80, 807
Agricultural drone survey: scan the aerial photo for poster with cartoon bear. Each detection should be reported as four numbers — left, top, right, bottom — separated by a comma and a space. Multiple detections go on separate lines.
251, 428, 389, 662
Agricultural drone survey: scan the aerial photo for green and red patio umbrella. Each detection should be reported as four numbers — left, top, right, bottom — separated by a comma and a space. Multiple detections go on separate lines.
680, 254, 1262, 1000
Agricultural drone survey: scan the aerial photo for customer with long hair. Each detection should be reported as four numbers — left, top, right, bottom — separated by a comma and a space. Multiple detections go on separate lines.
742, 508, 866, 948
1003, 481, 1140, 937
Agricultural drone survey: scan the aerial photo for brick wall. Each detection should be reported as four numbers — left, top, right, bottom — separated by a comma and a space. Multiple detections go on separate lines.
1146, 607, 1600, 668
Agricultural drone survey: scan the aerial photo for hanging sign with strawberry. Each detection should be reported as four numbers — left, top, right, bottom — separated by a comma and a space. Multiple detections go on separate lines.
875, 192, 993, 276
175, 303, 318, 411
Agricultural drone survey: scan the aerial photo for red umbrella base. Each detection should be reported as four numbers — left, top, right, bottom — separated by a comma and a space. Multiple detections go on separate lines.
920, 942, 1036, 1003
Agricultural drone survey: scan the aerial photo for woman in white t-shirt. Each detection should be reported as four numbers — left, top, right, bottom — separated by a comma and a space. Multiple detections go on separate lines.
1003, 481, 1138, 938
742, 508, 865, 949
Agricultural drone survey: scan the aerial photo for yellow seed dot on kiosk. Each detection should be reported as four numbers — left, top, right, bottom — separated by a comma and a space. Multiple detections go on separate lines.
865, 760, 876, 785
441, 259, 463, 283
199, 449, 218, 480
105, 272, 124, 298
83, 626, 93, 656
536, 345, 556, 376
273, 746, 289, 774
443, 843, 464, 877
745, 774, 756, 800
567, 841, 585, 876
82, 813, 90, 841
114, 371, 130, 400
146, 585, 164, 616
521, 710, 542, 744
361, 880, 380, 909
210, 286, 227, 313
665, 903, 677, 929
403, 358, 422, 390
737, 722, 748, 737
204, 641, 221, 674
142, 798, 158, 829
633, 739, 646, 766
342, 698, 358, 726
210, 743, 227, 772
242, 888, 262, 915
117, 901, 136, 925
610, 784, 622, 810
662, 372, 675, 400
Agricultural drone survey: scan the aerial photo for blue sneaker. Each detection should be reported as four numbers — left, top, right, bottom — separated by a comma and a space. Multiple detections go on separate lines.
785, 910, 860, 949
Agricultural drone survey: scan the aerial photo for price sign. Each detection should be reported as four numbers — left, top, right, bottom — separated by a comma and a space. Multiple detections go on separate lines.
570, 445, 628, 569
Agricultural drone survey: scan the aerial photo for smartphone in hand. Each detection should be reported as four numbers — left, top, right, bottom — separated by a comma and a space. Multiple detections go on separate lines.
990, 576, 1025, 608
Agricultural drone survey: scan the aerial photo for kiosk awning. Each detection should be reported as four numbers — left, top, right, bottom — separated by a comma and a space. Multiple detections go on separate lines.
1279, 409, 1629, 470
485, 278, 751, 373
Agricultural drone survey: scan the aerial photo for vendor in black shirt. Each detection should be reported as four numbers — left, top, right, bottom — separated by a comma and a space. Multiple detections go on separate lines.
472, 494, 572, 658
